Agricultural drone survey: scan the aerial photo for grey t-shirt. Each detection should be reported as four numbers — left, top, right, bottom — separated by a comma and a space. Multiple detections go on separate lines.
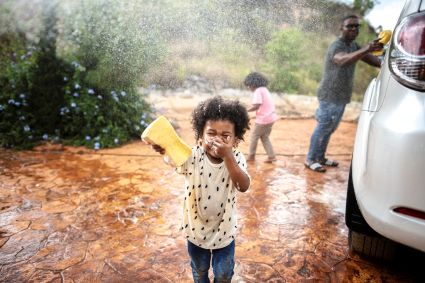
317, 37, 360, 104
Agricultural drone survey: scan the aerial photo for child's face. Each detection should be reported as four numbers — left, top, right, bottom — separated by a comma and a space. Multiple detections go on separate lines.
201, 119, 236, 162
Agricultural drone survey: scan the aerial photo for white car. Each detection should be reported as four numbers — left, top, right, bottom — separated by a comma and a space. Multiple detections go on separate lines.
345, 0, 425, 260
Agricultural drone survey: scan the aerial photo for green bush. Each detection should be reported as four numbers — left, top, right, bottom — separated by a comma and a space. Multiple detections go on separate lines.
55, 1, 162, 148
264, 28, 325, 94
0, 3, 155, 149
0, 33, 37, 148
57, 62, 153, 149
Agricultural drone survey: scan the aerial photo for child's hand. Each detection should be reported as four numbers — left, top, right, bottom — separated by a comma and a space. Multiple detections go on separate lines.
151, 144, 165, 155
209, 136, 233, 159
151, 143, 176, 166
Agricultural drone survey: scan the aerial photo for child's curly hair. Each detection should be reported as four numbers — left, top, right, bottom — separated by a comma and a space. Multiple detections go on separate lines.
244, 72, 268, 88
191, 96, 250, 141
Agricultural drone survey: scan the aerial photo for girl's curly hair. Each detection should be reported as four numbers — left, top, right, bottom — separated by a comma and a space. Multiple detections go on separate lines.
244, 72, 268, 88
191, 96, 250, 141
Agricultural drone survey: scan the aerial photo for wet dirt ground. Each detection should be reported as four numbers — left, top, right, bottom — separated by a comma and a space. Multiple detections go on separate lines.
1, 96, 424, 282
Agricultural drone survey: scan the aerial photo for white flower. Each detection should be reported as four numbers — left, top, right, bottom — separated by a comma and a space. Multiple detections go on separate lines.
23, 125, 30, 132
94, 142, 100, 150
88, 89, 95, 94
42, 134, 49, 140
85, 136, 91, 141
71, 102, 77, 108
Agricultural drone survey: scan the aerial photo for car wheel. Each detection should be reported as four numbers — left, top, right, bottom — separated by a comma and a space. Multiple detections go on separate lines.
345, 164, 377, 235
345, 163, 398, 261
348, 229, 397, 261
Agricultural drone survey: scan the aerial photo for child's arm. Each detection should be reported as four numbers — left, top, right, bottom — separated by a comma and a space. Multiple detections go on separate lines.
247, 104, 260, 112
150, 144, 176, 167
223, 155, 250, 192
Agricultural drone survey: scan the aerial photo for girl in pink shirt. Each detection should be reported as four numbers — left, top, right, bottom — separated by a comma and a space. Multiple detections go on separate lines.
244, 72, 279, 163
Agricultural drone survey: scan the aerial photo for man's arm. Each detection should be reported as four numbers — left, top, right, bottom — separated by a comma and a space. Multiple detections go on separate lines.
333, 39, 383, 67
361, 53, 381, 67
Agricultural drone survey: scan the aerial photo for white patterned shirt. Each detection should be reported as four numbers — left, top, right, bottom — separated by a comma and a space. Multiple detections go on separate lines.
177, 145, 250, 249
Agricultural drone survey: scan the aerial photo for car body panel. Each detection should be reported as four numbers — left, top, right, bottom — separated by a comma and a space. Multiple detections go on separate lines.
353, 75, 425, 252
350, 0, 425, 253
402, 0, 423, 17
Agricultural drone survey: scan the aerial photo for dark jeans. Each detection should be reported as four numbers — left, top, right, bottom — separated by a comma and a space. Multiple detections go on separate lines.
187, 240, 235, 283
306, 100, 346, 164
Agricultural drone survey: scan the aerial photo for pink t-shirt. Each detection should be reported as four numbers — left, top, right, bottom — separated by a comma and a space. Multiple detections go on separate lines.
252, 87, 279, 124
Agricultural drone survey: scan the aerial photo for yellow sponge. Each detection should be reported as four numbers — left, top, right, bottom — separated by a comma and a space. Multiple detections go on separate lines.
378, 30, 392, 44
141, 115, 192, 166
372, 30, 392, 56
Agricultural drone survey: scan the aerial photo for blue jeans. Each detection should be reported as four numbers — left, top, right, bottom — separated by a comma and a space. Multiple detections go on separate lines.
187, 240, 235, 283
306, 100, 346, 164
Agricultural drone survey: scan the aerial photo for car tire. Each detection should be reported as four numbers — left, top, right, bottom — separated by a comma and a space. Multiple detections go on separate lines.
345, 164, 377, 235
348, 229, 397, 261
345, 163, 398, 261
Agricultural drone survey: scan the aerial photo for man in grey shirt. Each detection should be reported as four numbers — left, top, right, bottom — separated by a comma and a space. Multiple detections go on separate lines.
305, 15, 382, 172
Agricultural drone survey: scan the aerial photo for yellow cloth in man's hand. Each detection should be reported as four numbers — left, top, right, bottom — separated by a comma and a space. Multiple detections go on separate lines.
141, 116, 192, 166
372, 30, 392, 56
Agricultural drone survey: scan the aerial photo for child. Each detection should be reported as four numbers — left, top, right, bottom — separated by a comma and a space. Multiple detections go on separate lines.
150, 96, 251, 282
244, 72, 279, 163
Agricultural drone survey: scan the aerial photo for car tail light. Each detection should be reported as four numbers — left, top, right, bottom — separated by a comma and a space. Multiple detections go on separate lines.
389, 12, 425, 91
393, 207, 425, 221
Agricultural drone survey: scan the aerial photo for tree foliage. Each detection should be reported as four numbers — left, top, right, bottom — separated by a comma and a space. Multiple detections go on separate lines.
354, 0, 378, 16
264, 28, 325, 95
